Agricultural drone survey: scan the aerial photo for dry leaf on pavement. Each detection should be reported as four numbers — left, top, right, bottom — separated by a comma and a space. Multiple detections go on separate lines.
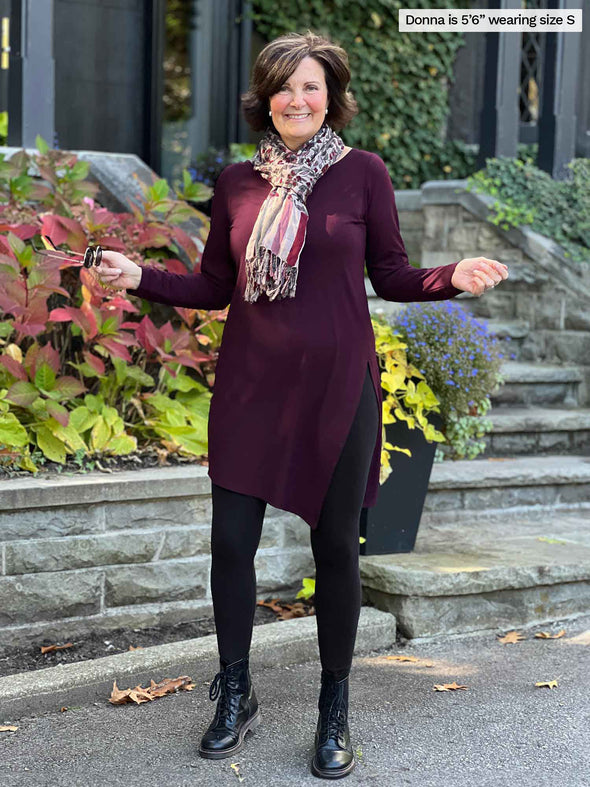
385, 655, 435, 666
109, 675, 195, 705
535, 679, 559, 688
433, 682, 469, 692
497, 630, 526, 644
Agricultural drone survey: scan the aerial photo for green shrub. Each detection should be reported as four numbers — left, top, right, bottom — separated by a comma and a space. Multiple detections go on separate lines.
467, 156, 590, 263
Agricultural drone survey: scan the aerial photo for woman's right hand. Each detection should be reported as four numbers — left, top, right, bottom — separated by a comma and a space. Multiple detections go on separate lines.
91, 250, 142, 291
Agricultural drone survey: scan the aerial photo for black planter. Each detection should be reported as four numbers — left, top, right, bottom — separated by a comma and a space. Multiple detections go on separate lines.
359, 411, 442, 555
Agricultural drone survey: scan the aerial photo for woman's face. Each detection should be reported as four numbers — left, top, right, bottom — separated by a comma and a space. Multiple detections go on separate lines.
268, 56, 329, 151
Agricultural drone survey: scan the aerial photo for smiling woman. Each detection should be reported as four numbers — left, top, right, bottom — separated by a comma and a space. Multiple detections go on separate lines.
94, 28, 507, 779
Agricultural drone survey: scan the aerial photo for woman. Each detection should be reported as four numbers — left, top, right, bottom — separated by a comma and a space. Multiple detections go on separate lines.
94, 31, 508, 780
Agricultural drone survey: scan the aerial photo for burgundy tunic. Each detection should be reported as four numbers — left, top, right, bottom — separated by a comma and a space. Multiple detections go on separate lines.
129, 149, 463, 529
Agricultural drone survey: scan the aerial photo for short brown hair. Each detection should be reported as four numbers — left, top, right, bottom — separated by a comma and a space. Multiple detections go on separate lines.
241, 31, 358, 134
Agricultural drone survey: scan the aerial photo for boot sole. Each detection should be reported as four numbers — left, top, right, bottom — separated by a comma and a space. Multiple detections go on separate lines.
198, 710, 262, 760
311, 754, 356, 779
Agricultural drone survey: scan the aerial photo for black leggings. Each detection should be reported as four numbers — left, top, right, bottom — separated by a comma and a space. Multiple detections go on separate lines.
210, 364, 379, 679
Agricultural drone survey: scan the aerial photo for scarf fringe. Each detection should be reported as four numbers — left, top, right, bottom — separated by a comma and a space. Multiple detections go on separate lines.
244, 247, 299, 303
244, 123, 345, 303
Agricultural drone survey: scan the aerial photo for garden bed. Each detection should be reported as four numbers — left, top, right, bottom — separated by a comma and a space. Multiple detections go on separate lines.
0, 446, 206, 481
0, 595, 315, 678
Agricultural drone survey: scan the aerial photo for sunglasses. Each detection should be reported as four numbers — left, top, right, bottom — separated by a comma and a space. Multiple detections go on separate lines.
31, 235, 103, 268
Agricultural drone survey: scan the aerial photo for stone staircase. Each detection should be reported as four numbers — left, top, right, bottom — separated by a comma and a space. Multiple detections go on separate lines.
361, 274, 590, 641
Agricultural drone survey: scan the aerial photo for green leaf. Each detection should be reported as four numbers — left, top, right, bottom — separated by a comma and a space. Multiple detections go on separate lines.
69, 406, 98, 433
36, 425, 67, 463
105, 433, 137, 455
125, 365, 155, 387
50, 422, 87, 452
35, 362, 57, 391
36, 134, 50, 154
154, 425, 207, 455
0, 412, 28, 447
101, 315, 118, 335
84, 393, 104, 413
152, 178, 170, 200
90, 417, 111, 451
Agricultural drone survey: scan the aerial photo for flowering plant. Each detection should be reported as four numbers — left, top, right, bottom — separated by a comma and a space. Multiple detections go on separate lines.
392, 301, 507, 460
371, 315, 445, 484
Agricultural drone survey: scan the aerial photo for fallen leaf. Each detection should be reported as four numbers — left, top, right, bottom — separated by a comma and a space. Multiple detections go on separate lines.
256, 598, 283, 614
497, 630, 526, 644
230, 762, 245, 782
60, 707, 67, 712
385, 655, 435, 667
0, 725, 18, 732
128, 645, 143, 651
433, 682, 469, 692
535, 679, 559, 688
256, 597, 315, 620
40, 642, 74, 654
534, 629, 566, 639
109, 675, 195, 705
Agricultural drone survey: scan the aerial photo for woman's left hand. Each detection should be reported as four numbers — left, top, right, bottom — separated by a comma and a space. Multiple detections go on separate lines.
450, 257, 509, 296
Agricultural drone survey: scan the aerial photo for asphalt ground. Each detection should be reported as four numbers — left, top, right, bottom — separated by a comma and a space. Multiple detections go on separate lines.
1, 612, 589, 787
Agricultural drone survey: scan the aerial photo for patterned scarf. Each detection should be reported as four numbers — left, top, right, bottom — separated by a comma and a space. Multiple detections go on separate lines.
244, 122, 345, 302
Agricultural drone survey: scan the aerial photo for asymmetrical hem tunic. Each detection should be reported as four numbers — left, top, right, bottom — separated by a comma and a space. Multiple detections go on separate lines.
129, 149, 463, 530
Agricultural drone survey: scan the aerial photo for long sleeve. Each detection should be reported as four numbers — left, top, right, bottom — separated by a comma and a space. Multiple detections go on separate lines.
364, 153, 464, 302
127, 166, 237, 309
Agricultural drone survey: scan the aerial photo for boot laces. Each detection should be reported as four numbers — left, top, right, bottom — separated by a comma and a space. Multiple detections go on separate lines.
322, 695, 348, 741
209, 668, 243, 722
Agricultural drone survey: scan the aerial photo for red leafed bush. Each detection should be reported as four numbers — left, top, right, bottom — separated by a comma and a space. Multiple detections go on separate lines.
0, 136, 225, 472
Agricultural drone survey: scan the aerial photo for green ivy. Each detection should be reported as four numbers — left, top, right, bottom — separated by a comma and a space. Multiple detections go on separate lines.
249, 0, 478, 188
467, 155, 590, 263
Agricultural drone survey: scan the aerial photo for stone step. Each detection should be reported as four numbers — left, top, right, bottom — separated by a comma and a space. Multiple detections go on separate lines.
485, 318, 530, 339
492, 361, 583, 407
360, 508, 590, 639
484, 318, 528, 362
520, 329, 590, 366
423, 454, 590, 522
484, 407, 590, 457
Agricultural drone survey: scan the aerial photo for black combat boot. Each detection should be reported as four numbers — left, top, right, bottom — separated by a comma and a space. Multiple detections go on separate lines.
198, 655, 261, 759
311, 669, 355, 779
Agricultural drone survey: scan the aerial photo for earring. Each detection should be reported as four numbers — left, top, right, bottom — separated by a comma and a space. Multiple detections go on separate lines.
269, 110, 272, 116
325, 108, 328, 114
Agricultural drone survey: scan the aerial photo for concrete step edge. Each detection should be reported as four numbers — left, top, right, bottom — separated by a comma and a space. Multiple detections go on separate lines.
499, 361, 583, 383
429, 455, 590, 489
360, 553, 590, 598
0, 606, 396, 721
487, 407, 590, 433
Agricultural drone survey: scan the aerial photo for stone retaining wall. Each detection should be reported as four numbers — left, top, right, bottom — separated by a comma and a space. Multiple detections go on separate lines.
0, 467, 313, 651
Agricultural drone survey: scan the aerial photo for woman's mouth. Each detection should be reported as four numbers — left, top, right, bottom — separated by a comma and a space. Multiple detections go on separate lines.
285, 113, 311, 121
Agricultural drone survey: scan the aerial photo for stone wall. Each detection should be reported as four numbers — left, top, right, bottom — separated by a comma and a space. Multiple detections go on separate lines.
0, 467, 313, 651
